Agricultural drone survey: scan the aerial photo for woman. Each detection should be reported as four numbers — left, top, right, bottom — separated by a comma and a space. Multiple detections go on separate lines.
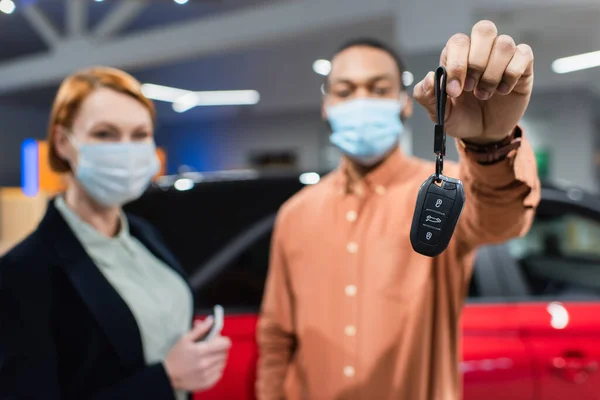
0, 67, 231, 400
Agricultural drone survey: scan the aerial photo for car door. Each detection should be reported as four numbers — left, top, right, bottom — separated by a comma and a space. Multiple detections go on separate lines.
462, 248, 535, 400
500, 198, 600, 400
189, 218, 275, 400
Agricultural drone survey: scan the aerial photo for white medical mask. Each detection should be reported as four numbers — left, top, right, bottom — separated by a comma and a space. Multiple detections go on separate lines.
326, 98, 404, 166
69, 137, 160, 207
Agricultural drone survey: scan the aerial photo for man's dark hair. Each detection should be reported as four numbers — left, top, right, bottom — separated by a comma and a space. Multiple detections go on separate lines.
325, 37, 408, 91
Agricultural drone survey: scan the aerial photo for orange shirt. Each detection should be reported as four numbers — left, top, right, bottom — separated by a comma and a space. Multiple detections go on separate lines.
256, 133, 540, 400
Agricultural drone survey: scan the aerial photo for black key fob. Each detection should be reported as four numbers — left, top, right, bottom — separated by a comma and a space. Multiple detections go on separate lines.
410, 173, 465, 257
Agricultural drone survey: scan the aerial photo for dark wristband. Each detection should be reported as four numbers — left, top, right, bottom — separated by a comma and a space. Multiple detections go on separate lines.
459, 126, 522, 165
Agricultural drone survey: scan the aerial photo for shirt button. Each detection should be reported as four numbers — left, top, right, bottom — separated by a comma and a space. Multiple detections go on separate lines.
345, 325, 356, 336
375, 185, 386, 195
346, 242, 358, 254
346, 210, 357, 222
345, 285, 357, 297
344, 366, 355, 377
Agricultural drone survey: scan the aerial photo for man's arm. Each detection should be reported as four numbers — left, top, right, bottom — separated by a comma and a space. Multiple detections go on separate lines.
453, 127, 541, 254
412, 20, 539, 254
256, 212, 297, 400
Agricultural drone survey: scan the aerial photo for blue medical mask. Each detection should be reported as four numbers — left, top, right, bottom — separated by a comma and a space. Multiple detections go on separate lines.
326, 98, 404, 166
70, 138, 160, 207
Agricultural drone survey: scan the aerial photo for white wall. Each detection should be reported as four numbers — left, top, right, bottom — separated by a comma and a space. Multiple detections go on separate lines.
158, 109, 326, 173
216, 110, 325, 171
520, 90, 598, 193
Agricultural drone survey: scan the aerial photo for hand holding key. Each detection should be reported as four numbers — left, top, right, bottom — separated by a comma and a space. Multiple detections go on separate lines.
164, 317, 231, 392
413, 20, 534, 144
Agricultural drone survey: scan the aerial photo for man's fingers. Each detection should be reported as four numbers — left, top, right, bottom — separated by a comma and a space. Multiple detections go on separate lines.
413, 71, 435, 100
443, 33, 470, 97
413, 70, 452, 122
466, 20, 498, 92
519, 44, 534, 77
413, 71, 436, 120
439, 46, 447, 67
499, 44, 534, 95
476, 34, 516, 99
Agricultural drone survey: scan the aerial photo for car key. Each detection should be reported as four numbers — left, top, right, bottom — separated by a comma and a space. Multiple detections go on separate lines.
410, 66, 466, 257
198, 305, 224, 342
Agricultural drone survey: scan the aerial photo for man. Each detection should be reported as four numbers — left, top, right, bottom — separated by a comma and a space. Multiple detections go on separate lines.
257, 20, 540, 400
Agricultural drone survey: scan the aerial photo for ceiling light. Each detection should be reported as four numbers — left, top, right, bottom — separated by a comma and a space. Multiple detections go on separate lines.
174, 178, 194, 191
402, 71, 414, 86
313, 59, 331, 76
141, 83, 192, 103
171, 92, 198, 113
142, 83, 260, 112
172, 90, 260, 113
0, 0, 16, 14
174, 0, 189, 4
552, 50, 600, 74
299, 172, 320, 185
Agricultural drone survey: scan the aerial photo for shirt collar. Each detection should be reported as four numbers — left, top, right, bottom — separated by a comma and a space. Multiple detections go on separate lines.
333, 147, 411, 195
54, 195, 130, 247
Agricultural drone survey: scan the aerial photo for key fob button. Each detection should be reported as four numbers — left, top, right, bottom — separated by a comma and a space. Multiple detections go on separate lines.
424, 194, 454, 216
427, 182, 457, 200
443, 181, 456, 190
418, 226, 442, 245
420, 212, 447, 229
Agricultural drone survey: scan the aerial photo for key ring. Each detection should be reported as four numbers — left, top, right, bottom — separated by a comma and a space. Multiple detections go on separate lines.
434, 66, 447, 181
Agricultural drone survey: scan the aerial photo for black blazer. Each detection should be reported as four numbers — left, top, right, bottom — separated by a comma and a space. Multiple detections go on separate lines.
0, 199, 193, 399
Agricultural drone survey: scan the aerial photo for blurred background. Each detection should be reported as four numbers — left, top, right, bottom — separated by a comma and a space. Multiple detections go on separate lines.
0, 0, 598, 189
3, 2, 600, 400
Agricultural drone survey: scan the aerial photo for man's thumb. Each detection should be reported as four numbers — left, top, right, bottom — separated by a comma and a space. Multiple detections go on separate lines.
188, 316, 214, 341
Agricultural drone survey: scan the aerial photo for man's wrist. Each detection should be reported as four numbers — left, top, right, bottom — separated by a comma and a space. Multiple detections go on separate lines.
459, 126, 522, 165
461, 134, 509, 145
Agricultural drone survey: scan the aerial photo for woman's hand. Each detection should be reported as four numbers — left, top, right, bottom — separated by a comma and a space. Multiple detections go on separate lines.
164, 317, 232, 392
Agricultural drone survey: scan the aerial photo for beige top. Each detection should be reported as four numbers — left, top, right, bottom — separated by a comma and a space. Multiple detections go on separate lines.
256, 134, 540, 400
55, 196, 192, 400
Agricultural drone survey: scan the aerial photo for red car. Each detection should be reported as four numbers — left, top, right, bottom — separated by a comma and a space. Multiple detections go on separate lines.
126, 172, 600, 400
